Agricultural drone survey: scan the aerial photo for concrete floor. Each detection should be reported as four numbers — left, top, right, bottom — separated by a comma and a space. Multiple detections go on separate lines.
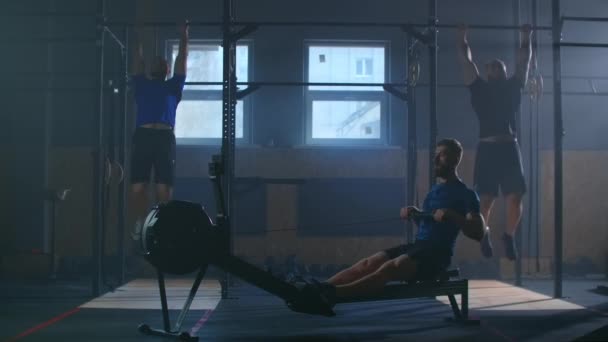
2, 277, 608, 341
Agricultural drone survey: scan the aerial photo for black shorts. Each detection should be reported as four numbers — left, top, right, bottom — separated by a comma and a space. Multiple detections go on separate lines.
474, 140, 526, 197
130, 127, 176, 186
383, 242, 450, 281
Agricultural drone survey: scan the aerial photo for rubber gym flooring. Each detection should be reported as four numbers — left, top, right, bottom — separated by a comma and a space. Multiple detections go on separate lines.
2, 277, 608, 341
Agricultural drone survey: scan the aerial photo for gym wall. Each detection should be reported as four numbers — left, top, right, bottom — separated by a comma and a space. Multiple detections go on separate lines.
3, 0, 608, 279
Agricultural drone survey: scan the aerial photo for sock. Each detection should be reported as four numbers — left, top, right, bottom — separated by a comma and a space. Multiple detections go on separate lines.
502, 232, 518, 261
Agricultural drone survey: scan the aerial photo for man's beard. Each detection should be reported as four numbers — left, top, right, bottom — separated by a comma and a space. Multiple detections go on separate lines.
488, 75, 501, 82
434, 165, 452, 178
488, 74, 506, 82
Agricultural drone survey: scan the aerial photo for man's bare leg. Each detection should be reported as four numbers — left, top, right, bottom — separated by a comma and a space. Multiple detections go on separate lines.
505, 193, 523, 236
327, 252, 389, 286
480, 194, 495, 227
155, 183, 173, 204
131, 183, 148, 240
334, 255, 417, 298
479, 194, 496, 258
503, 192, 523, 260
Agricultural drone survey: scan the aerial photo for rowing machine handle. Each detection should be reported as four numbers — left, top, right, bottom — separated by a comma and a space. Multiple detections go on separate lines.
410, 211, 434, 220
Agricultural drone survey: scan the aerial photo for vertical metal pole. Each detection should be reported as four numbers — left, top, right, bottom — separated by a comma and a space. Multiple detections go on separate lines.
117, 26, 129, 285
229, 0, 237, 295
551, 0, 564, 298
49, 200, 56, 278
43, 0, 55, 257
428, 0, 438, 190
221, 0, 236, 299
529, 0, 541, 274
532, 0, 541, 274
92, 0, 106, 296
406, 37, 417, 244
513, 0, 523, 287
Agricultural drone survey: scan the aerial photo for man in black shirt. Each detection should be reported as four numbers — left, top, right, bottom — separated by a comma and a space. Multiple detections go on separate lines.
456, 24, 532, 261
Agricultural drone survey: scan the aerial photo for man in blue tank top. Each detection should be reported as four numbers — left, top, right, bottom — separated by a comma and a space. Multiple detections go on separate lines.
130, 22, 188, 241
297, 139, 491, 314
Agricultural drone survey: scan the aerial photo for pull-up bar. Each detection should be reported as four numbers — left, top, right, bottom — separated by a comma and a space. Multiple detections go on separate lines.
233, 21, 553, 31
2, 10, 554, 31
559, 42, 608, 48
562, 16, 608, 23
1, 11, 95, 17
183, 81, 408, 87
105, 20, 222, 27
103, 20, 551, 31
5, 37, 97, 44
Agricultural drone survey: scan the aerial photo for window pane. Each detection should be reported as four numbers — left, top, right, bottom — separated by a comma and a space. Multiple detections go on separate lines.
365, 58, 373, 76
172, 44, 248, 90
355, 58, 373, 77
308, 45, 385, 91
175, 100, 244, 139
355, 59, 364, 76
311, 100, 381, 139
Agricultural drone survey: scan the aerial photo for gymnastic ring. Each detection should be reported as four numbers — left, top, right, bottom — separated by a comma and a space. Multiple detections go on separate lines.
528, 74, 543, 101
104, 157, 112, 186
408, 62, 420, 87
114, 161, 125, 184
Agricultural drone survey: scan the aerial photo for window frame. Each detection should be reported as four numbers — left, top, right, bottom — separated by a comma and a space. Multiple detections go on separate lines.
166, 39, 253, 145
303, 40, 389, 146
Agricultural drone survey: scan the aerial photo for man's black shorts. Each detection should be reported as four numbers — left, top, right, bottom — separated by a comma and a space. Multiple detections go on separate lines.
383, 242, 451, 281
474, 140, 527, 197
130, 127, 176, 186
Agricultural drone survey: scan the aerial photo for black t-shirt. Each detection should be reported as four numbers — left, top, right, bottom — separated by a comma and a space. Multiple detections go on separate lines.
469, 76, 523, 138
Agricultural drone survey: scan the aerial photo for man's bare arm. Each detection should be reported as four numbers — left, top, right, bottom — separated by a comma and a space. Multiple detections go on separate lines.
132, 28, 145, 75
456, 25, 480, 86
515, 24, 533, 85
173, 21, 189, 76
132, 41, 145, 75
440, 210, 485, 241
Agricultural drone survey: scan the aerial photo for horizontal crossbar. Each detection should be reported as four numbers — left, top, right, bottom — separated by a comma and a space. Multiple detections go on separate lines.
103, 20, 551, 31
2, 37, 96, 44
184, 81, 407, 87
1, 11, 95, 17
559, 42, 608, 48
562, 16, 608, 23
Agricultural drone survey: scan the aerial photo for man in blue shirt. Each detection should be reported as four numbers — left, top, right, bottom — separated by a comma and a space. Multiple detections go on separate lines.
130, 22, 188, 241
301, 139, 490, 313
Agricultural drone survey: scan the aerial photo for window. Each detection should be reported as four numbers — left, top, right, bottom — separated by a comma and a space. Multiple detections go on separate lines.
306, 43, 387, 144
168, 41, 250, 143
355, 58, 373, 77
